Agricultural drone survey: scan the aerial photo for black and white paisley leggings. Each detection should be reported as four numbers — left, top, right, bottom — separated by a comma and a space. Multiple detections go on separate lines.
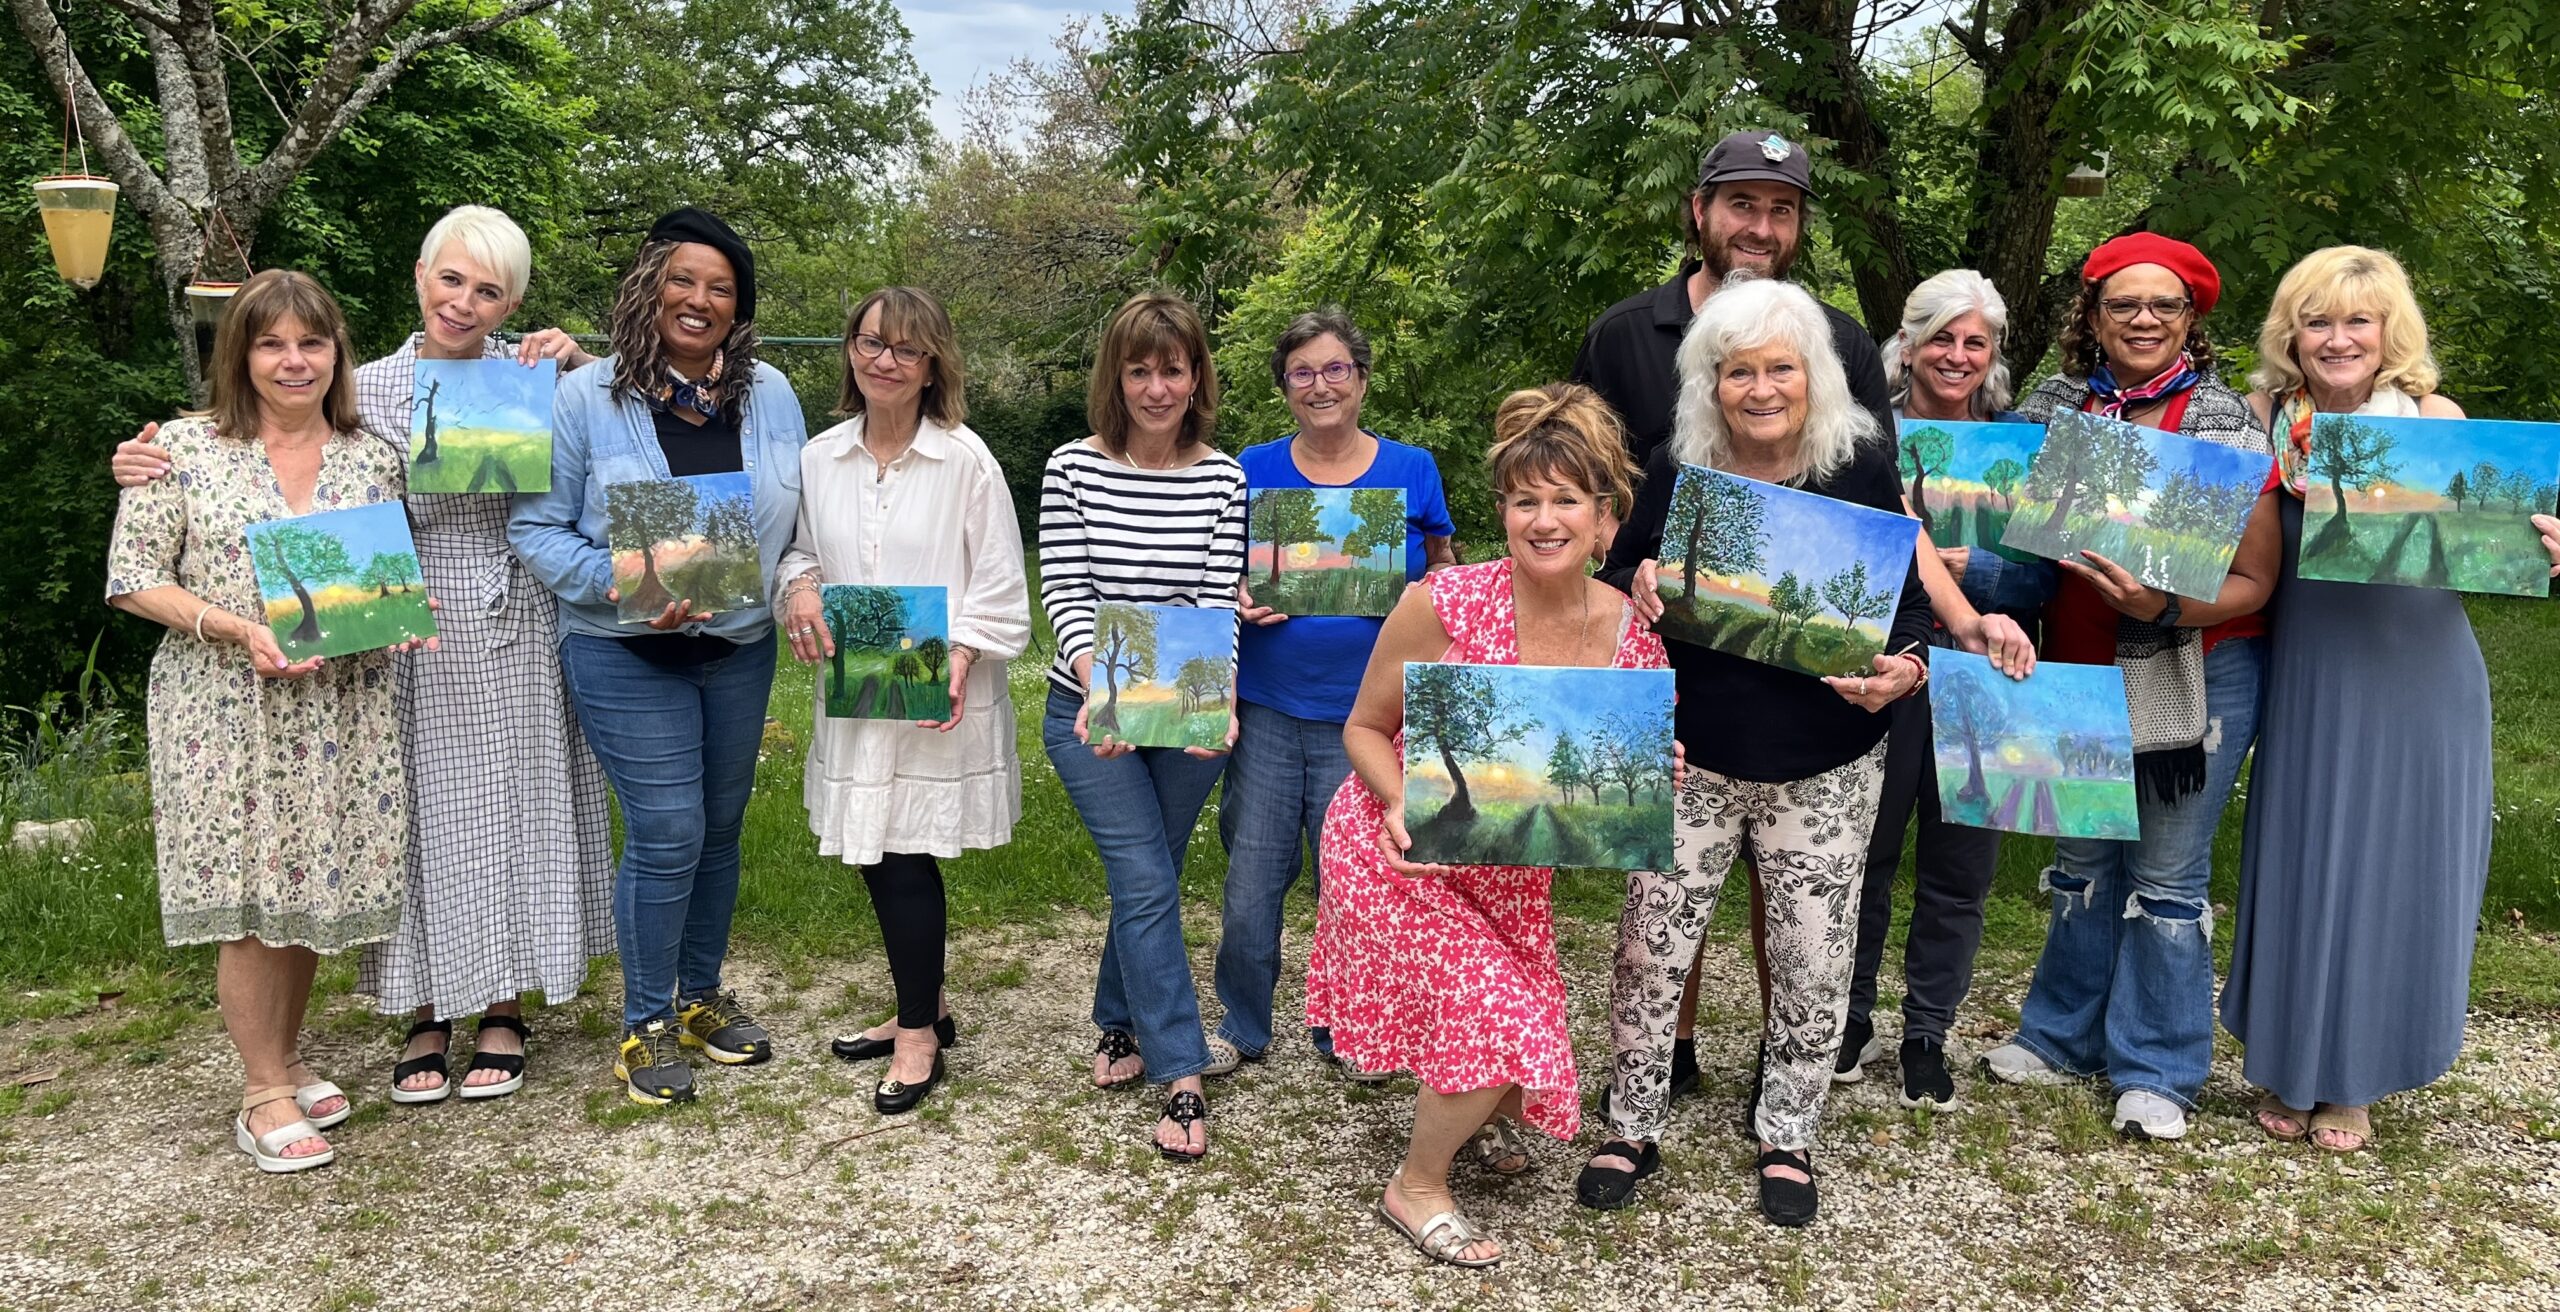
1604, 738, 1890, 1152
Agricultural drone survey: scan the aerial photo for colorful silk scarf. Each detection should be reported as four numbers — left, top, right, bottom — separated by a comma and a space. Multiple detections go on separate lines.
2085, 353, 2202, 420
650, 350, 726, 418
2270, 386, 2318, 497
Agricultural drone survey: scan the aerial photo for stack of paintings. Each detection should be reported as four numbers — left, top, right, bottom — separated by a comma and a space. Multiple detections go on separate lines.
1929, 651, 2138, 840
819, 585, 952, 720
1401, 664, 1675, 870
2296, 413, 2560, 597
1086, 603, 1237, 750
1245, 487, 1407, 616
244, 502, 437, 660
1651, 464, 1915, 678
606, 472, 761, 622
407, 358, 555, 494
1999, 410, 2267, 600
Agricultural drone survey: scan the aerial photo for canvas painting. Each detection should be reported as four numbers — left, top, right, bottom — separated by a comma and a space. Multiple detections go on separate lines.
407, 357, 555, 494
1999, 410, 2269, 600
1652, 464, 1916, 679
1895, 417, 2044, 557
1086, 603, 1236, 750
1402, 664, 1675, 870
1246, 487, 1407, 616
1930, 651, 2138, 841
2296, 413, 2560, 597
244, 501, 437, 661
606, 472, 762, 622
819, 585, 952, 720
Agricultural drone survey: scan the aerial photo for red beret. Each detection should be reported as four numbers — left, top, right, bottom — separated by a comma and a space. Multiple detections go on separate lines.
2082, 232, 2221, 317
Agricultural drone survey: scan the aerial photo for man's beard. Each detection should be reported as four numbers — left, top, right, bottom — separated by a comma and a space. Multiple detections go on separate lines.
1703, 231, 1798, 282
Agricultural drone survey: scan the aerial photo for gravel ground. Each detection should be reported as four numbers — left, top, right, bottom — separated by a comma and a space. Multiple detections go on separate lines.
3, 911, 2556, 1312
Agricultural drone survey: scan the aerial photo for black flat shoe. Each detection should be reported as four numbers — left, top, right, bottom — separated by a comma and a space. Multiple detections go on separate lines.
873, 1052, 944, 1115
388, 1019, 453, 1105
1756, 1146, 1819, 1227
1157, 1089, 1209, 1162
1668, 1036, 1701, 1102
458, 1014, 527, 1100
832, 1014, 958, 1063
1574, 1139, 1661, 1210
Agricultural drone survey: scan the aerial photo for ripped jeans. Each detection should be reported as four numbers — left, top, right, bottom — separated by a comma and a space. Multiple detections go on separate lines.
2011, 637, 2261, 1110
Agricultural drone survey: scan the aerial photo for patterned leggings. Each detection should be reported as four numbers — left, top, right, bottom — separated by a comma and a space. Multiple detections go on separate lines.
1605, 739, 1890, 1151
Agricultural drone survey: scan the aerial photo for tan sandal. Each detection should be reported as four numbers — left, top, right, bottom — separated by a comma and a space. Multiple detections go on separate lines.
1466, 1115, 1532, 1176
1375, 1169, 1502, 1268
2308, 1104, 2370, 1153
2252, 1092, 2310, 1142
234, 1085, 335, 1174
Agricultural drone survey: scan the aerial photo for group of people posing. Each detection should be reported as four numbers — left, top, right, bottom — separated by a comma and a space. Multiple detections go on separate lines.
105, 130, 2556, 1266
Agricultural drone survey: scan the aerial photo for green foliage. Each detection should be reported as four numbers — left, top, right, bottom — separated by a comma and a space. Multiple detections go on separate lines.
1248, 488, 1323, 584
1820, 558, 1895, 631
1344, 487, 1406, 566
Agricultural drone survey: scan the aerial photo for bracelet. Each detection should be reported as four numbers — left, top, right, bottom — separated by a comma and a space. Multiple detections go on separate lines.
950, 641, 981, 664
193, 604, 217, 642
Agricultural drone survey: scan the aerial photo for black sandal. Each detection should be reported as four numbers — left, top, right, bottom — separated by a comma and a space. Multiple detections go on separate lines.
1756, 1146, 1819, 1227
1574, 1139, 1660, 1210
389, 1019, 453, 1105
1093, 1029, 1142, 1090
1157, 1089, 1208, 1162
458, 1014, 528, 1101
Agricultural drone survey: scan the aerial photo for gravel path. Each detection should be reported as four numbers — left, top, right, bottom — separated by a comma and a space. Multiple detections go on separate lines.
3, 911, 2555, 1311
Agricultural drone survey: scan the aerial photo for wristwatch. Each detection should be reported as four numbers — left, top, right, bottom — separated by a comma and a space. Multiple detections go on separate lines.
2152, 594, 2183, 627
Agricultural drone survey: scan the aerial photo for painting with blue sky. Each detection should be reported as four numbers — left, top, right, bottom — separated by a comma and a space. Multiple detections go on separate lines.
2000, 411, 2268, 599
1895, 417, 2045, 555
245, 501, 435, 660
607, 472, 761, 622
408, 357, 554, 494
821, 585, 952, 721
1654, 464, 1916, 678
1087, 603, 1236, 749
1403, 664, 1674, 869
1931, 651, 2138, 840
1247, 486, 1405, 616
2297, 413, 2560, 596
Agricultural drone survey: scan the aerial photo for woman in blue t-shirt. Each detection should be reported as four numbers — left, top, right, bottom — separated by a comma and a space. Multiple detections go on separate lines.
1207, 309, 1457, 1078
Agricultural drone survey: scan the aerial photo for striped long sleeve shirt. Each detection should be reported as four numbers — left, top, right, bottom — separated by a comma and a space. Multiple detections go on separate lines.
1038, 439, 1250, 698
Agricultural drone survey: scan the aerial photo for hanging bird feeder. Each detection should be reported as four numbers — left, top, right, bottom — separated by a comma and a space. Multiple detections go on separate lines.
2063, 152, 2110, 198
185, 279, 241, 364
30, 31, 118, 290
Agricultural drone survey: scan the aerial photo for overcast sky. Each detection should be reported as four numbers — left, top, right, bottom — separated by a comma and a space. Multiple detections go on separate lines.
899, 1, 1132, 140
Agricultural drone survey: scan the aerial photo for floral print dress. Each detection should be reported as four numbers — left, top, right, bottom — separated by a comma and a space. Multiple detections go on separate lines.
105, 417, 408, 952
1304, 559, 1668, 1139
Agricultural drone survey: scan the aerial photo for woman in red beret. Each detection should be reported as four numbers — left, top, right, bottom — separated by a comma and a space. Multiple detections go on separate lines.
1976, 232, 2284, 1143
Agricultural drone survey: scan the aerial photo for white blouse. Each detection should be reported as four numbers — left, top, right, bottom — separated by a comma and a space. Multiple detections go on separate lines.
780, 414, 1032, 865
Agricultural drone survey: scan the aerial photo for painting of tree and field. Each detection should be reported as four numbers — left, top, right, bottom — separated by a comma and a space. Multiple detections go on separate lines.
243, 501, 436, 661
2297, 413, 2560, 597
607, 472, 762, 623
1085, 603, 1236, 749
1402, 663, 1675, 870
407, 357, 555, 494
1246, 486, 1407, 616
1652, 464, 1916, 679
819, 585, 951, 721
1999, 410, 2268, 600
1895, 417, 2043, 558
1929, 650, 2138, 841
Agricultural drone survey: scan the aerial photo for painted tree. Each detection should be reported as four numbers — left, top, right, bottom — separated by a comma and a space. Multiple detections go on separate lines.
2503, 469, 2540, 513
1544, 732, 1589, 803
1587, 711, 1667, 807
358, 550, 421, 598
2023, 415, 2158, 539
1088, 604, 1159, 733
1936, 661, 2012, 806
914, 636, 950, 684
1402, 663, 1526, 825
1343, 487, 1406, 570
1981, 458, 2026, 513
1767, 570, 1822, 642
2445, 470, 2471, 512
2470, 462, 2505, 513
2306, 417, 2401, 553
251, 523, 358, 647
1666, 468, 1769, 601
414, 378, 444, 466
822, 586, 907, 699
1248, 488, 1323, 588
1821, 560, 1895, 634
699, 489, 759, 600
2146, 469, 2215, 537
606, 479, 701, 615
1896, 424, 1955, 535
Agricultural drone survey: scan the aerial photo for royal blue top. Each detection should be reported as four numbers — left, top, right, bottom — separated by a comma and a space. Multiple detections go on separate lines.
1235, 432, 1455, 723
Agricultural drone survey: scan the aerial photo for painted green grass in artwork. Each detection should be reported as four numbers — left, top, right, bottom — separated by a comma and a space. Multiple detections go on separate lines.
1259, 565, 1403, 617
407, 426, 550, 494
1655, 588, 1883, 678
265, 590, 435, 661
1088, 690, 1227, 750
2298, 503, 2552, 596
820, 650, 952, 721
611, 549, 761, 618
1942, 770, 2141, 841
1405, 784, 1674, 869
2001, 505, 2238, 600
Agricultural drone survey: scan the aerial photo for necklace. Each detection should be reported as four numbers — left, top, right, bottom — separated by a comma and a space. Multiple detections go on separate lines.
1119, 441, 1177, 472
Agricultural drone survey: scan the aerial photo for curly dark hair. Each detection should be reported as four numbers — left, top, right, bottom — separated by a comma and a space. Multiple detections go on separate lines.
607, 238, 761, 409
2055, 269, 2217, 381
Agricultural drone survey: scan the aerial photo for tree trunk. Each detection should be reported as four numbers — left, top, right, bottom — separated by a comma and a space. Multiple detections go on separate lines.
1767, 0, 1916, 337
2040, 485, 2079, 537
1908, 454, 1934, 535
1439, 740, 1475, 824
1681, 498, 1706, 601
1960, 0, 2078, 378
2306, 473, 2355, 556
283, 563, 323, 646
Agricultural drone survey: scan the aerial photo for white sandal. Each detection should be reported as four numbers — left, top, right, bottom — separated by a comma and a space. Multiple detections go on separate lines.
236, 1086, 336, 1174
287, 1052, 352, 1127
1375, 1169, 1502, 1268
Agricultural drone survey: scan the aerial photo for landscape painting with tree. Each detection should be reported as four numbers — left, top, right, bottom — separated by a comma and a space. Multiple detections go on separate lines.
408, 358, 556, 494
1929, 651, 2138, 841
1651, 464, 1915, 679
1401, 663, 1674, 870
1895, 417, 2042, 557
243, 502, 435, 661
1085, 603, 1236, 750
2000, 411, 2269, 600
2296, 414, 2560, 598
819, 585, 951, 721
1245, 487, 1407, 616
606, 472, 762, 623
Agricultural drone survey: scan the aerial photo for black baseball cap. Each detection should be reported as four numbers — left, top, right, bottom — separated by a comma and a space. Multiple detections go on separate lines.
1696, 130, 1812, 194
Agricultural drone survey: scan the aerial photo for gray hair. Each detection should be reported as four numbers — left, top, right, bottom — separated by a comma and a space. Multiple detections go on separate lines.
1881, 268, 2012, 416
416, 204, 532, 303
1671, 276, 1875, 484
1267, 308, 1372, 388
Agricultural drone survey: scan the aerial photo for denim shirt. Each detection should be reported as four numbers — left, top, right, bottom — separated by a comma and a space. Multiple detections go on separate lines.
508, 353, 808, 643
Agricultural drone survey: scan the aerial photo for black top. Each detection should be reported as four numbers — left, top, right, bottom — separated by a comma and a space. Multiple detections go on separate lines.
628, 402, 746, 665
1570, 265, 1894, 476
1600, 439, 1933, 784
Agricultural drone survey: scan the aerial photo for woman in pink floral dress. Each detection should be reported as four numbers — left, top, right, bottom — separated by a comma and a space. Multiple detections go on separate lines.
1306, 384, 1671, 1268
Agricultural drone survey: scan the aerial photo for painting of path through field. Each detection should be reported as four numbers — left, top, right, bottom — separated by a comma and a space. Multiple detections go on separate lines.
1999, 410, 2267, 600
2297, 413, 2559, 597
1652, 464, 1915, 678
1402, 663, 1674, 870
1930, 651, 2137, 840
820, 585, 951, 720
408, 357, 555, 494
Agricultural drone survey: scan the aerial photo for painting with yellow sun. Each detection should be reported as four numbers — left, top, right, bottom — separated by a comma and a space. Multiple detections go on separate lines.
1929, 650, 2137, 840
1402, 663, 1674, 869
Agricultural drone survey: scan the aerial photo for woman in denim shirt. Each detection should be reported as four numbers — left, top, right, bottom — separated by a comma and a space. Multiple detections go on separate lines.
509, 208, 808, 1107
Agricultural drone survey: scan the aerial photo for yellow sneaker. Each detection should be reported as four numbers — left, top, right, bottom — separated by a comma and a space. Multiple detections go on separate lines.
614, 1019, 695, 1105
677, 991, 773, 1066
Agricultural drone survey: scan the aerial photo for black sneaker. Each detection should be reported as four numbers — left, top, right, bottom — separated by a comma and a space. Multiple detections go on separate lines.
1899, 1035, 1959, 1111
677, 991, 773, 1065
1833, 1015, 1881, 1085
1668, 1036, 1701, 1101
614, 1019, 694, 1105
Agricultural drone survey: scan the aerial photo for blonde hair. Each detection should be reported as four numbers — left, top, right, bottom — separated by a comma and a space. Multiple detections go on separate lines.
2251, 245, 2441, 399
1088, 292, 1219, 452
208, 270, 362, 440
834, 286, 967, 425
1486, 383, 1637, 520
1883, 269, 2013, 416
1672, 277, 1875, 484
416, 204, 532, 305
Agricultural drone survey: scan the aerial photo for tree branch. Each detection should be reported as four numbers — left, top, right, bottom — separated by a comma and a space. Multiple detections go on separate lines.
1, 0, 178, 218
1939, 17, 1994, 67
93, 0, 182, 34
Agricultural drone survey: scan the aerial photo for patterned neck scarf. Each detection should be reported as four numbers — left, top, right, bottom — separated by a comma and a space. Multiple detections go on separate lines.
650, 350, 726, 418
2086, 353, 2201, 420
2270, 386, 2319, 497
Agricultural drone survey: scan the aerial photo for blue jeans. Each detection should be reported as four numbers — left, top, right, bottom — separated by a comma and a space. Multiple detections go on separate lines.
561, 632, 775, 1031
2013, 637, 2262, 1109
1213, 698, 1353, 1058
1041, 687, 1225, 1082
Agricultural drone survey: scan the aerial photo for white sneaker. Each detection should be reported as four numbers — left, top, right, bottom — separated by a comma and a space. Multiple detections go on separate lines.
2112, 1089, 2189, 1141
1978, 1041, 2075, 1087
1202, 1035, 1246, 1078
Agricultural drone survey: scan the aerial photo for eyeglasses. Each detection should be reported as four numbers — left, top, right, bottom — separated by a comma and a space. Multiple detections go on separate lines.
2099, 297, 2193, 324
1284, 361, 1359, 390
850, 333, 927, 366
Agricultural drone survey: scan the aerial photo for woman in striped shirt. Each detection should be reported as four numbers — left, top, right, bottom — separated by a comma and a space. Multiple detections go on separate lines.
1038, 292, 1249, 1162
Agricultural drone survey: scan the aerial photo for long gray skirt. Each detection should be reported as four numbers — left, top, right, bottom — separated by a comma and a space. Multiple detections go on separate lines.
2220, 496, 2492, 1108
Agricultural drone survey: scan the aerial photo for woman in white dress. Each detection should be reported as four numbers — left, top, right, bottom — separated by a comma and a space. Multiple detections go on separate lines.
777, 287, 1031, 1115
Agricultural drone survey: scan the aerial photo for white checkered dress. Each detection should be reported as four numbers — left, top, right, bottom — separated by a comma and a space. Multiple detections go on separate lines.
352, 334, 616, 1019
